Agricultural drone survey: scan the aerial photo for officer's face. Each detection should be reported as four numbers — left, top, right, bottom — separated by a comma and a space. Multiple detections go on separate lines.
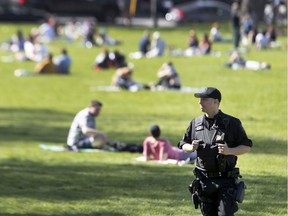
199, 98, 218, 113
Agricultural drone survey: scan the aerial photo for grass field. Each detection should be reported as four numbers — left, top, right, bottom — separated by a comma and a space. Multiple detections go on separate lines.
0, 21, 287, 216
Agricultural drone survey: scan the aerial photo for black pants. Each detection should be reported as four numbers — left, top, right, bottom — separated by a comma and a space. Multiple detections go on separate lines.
233, 28, 241, 48
199, 178, 238, 216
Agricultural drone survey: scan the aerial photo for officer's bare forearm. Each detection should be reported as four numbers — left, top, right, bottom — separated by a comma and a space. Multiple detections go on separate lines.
182, 143, 194, 153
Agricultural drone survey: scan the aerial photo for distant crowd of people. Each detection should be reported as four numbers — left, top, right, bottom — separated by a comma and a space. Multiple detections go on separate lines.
1, 1, 280, 80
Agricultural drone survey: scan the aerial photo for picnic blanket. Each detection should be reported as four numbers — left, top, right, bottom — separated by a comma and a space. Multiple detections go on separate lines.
39, 144, 112, 152
135, 156, 189, 166
39, 142, 142, 153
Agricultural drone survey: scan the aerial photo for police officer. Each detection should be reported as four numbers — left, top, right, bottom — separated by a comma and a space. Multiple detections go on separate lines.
178, 87, 252, 216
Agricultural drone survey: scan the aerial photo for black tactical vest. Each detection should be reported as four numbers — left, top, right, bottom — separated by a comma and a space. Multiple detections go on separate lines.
194, 115, 237, 172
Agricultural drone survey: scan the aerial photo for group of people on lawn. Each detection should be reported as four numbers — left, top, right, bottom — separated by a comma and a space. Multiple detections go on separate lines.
7, 13, 275, 80
66, 100, 196, 165
66, 86, 253, 215
67, 86, 252, 172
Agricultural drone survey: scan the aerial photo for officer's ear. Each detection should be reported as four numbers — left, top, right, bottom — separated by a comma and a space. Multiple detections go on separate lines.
214, 99, 220, 106
213, 98, 218, 103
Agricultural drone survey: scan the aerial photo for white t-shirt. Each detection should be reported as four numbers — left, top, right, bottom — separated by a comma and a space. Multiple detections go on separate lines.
67, 108, 96, 146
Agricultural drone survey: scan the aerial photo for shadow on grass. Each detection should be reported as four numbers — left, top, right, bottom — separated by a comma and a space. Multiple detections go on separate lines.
0, 108, 73, 143
0, 211, 124, 216
0, 107, 286, 156
0, 158, 183, 201
0, 158, 286, 215
247, 137, 287, 156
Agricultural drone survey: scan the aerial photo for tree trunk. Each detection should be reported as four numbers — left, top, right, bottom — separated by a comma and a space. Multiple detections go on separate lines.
151, 0, 158, 28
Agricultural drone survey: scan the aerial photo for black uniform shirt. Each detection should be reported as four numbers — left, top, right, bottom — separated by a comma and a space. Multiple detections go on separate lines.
178, 110, 252, 172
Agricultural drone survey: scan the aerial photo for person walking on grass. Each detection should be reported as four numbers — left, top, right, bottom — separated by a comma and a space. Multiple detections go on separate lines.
178, 87, 252, 215
66, 100, 108, 151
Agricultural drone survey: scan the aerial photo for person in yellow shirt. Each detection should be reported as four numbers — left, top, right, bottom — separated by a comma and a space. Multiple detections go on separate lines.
34, 53, 57, 74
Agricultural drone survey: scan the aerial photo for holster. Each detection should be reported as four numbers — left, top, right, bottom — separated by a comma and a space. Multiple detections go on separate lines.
188, 178, 201, 209
192, 193, 199, 209
235, 181, 246, 203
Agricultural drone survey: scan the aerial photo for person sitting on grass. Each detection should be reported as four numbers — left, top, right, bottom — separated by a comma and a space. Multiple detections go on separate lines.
14, 52, 57, 77
53, 48, 72, 74
93, 49, 127, 71
66, 100, 108, 151
209, 22, 222, 42
129, 30, 151, 59
93, 48, 114, 71
199, 33, 212, 55
34, 53, 57, 74
154, 61, 181, 90
146, 31, 166, 58
110, 50, 127, 68
142, 125, 196, 164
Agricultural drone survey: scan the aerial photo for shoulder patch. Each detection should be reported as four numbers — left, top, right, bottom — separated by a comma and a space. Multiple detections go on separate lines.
195, 125, 204, 131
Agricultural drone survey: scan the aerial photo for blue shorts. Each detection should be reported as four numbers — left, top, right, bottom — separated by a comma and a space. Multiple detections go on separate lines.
182, 151, 197, 160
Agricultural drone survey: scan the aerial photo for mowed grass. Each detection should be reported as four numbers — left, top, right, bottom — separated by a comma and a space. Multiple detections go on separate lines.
0, 22, 287, 216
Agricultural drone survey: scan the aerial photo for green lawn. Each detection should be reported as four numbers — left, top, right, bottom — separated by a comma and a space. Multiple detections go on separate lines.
0, 22, 287, 216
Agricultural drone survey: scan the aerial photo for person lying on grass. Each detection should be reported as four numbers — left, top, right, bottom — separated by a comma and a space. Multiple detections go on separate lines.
224, 51, 271, 71
141, 124, 196, 165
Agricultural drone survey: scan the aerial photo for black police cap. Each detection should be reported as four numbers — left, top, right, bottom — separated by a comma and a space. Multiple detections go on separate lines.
194, 87, 222, 102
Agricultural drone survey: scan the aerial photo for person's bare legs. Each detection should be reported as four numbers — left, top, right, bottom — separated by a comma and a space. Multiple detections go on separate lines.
91, 133, 107, 149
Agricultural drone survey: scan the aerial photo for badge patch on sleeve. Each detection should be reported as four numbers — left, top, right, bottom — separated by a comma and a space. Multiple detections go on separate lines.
196, 126, 204, 131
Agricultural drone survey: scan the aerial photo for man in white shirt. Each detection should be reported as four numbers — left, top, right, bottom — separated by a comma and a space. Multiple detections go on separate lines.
67, 101, 107, 150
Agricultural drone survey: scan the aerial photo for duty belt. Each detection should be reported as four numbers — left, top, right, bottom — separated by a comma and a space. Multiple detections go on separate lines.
204, 171, 228, 178
194, 168, 240, 179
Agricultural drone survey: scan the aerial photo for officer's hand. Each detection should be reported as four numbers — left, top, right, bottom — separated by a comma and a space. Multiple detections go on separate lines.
218, 143, 229, 155
191, 140, 203, 151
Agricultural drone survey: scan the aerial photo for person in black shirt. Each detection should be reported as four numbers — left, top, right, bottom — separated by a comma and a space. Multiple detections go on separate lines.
231, 2, 241, 49
179, 87, 252, 216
